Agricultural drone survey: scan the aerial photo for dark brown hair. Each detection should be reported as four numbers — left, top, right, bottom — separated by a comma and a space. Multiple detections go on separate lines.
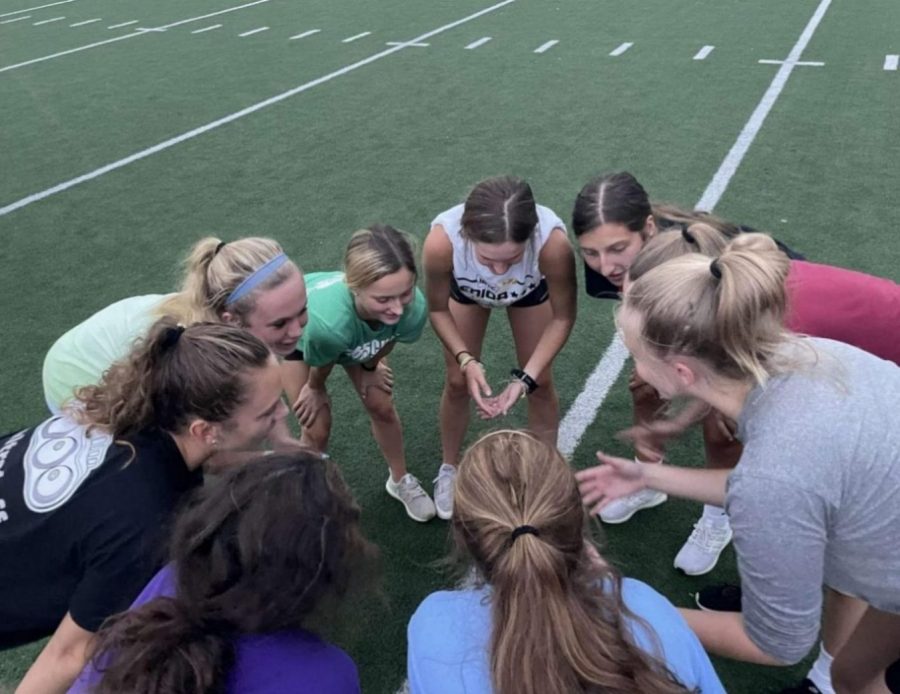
89, 451, 378, 694
73, 318, 271, 437
461, 176, 539, 244
572, 172, 652, 237
452, 430, 691, 694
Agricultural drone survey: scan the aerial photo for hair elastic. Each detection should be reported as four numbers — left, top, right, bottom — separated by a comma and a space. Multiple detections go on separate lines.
680, 225, 696, 245
214, 241, 228, 256
226, 253, 288, 305
709, 258, 723, 280
511, 525, 539, 542
160, 325, 186, 351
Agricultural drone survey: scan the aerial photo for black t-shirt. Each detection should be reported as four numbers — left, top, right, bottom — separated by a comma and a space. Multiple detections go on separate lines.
0, 417, 202, 647
583, 225, 805, 299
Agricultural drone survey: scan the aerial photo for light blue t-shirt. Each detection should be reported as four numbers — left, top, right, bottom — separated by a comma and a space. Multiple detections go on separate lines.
407, 578, 724, 694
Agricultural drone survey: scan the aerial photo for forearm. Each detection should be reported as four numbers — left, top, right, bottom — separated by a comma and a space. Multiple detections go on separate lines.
428, 309, 469, 357
363, 341, 396, 370
671, 398, 711, 429
17, 640, 90, 694
306, 365, 332, 390
522, 316, 574, 378
643, 464, 730, 506
678, 609, 785, 666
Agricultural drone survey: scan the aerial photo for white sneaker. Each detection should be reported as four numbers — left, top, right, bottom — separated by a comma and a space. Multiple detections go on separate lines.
433, 464, 456, 520
674, 516, 733, 575
598, 488, 668, 524
386, 473, 436, 522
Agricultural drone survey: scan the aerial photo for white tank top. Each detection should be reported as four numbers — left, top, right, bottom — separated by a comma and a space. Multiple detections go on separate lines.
431, 203, 565, 308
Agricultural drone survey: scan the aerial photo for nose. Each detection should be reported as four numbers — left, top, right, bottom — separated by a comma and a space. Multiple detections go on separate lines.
599, 253, 617, 279
489, 262, 509, 275
287, 317, 304, 341
387, 298, 403, 314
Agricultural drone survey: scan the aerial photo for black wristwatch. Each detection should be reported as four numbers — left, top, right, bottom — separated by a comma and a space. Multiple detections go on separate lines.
510, 368, 538, 394
361, 361, 377, 372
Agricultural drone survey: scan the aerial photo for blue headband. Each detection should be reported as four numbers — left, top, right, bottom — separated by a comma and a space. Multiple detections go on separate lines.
226, 253, 288, 305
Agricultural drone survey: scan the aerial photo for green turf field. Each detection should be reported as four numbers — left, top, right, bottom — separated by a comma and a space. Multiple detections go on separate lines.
1, 0, 898, 690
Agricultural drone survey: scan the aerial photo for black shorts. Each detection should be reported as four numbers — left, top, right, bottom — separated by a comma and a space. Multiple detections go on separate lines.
449, 277, 549, 308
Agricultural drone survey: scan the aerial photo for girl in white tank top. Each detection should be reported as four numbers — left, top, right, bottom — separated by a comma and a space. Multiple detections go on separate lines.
423, 176, 577, 521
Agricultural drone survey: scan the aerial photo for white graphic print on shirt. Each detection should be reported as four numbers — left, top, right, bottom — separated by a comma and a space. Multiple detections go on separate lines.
22, 416, 113, 514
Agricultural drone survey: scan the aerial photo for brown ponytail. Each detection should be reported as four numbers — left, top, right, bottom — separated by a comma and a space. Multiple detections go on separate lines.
453, 430, 690, 694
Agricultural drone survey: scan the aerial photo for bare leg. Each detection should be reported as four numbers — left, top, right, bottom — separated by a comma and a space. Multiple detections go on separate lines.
832, 603, 900, 694
280, 358, 333, 452
628, 370, 667, 462
440, 301, 491, 467
346, 363, 407, 482
507, 301, 559, 446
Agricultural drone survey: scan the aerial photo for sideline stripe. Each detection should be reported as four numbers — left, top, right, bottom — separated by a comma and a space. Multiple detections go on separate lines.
238, 26, 268, 36
465, 36, 491, 49
609, 41, 633, 56
0, 0, 76, 18
0, 0, 517, 217
0, 14, 31, 23
191, 23, 221, 34
33, 15, 64, 24
69, 17, 100, 26
289, 29, 320, 40
557, 0, 835, 458
533, 39, 558, 54
885, 54, 899, 71
0, 0, 270, 74
694, 45, 714, 60
342, 31, 371, 43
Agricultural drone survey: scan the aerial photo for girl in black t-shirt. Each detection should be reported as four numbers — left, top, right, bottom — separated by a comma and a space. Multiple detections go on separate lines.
1, 319, 288, 694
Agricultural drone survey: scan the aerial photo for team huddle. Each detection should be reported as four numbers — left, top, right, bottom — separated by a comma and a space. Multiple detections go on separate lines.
1, 173, 899, 693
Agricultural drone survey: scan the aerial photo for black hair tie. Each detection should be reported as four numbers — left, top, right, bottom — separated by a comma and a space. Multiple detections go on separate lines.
161, 325, 186, 351
681, 225, 696, 245
511, 525, 539, 542
214, 241, 228, 256
709, 259, 723, 280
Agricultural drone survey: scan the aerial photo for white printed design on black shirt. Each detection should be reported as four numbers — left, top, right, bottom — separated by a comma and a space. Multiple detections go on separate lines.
22, 416, 113, 513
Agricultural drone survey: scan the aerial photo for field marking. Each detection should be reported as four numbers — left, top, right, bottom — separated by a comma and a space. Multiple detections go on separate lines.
238, 26, 268, 37
33, 15, 64, 24
342, 31, 371, 43
0, 0, 517, 218
694, 45, 714, 60
191, 23, 221, 34
609, 41, 633, 57
558, 0, 835, 458
387, 40, 429, 47
534, 39, 558, 54
289, 29, 319, 40
758, 58, 824, 67
885, 54, 899, 71
465, 36, 491, 49
106, 20, 137, 29
0, 14, 30, 23
69, 17, 100, 26
0, 0, 270, 74
0, 0, 76, 18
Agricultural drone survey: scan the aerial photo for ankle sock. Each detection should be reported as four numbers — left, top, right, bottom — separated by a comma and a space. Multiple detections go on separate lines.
806, 643, 835, 694
701, 504, 730, 526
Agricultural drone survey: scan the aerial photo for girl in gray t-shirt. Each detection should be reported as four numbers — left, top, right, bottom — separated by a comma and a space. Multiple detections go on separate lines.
576, 235, 900, 692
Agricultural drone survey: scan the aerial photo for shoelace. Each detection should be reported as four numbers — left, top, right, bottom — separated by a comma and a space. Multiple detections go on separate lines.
400, 475, 428, 500
687, 522, 731, 551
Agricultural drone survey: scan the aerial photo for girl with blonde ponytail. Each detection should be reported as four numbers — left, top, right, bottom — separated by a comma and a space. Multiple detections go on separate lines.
408, 430, 724, 694
577, 238, 900, 692
42, 236, 307, 413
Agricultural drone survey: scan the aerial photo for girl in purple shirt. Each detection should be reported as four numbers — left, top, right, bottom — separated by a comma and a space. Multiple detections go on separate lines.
69, 451, 378, 694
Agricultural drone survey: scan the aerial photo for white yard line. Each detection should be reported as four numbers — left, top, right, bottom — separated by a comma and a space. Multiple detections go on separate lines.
0, 0, 517, 217
0, 0, 271, 74
465, 36, 491, 49
386, 40, 428, 47
558, 0, 835, 458
191, 23, 221, 34
0, 14, 30, 23
238, 26, 268, 37
533, 39, 558, 54
758, 58, 823, 66
106, 20, 137, 29
289, 29, 320, 40
0, 0, 76, 18
69, 17, 100, 26
693, 45, 714, 61
609, 41, 633, 57
884, 54, 898, 71
342, 31, 371, 43
33, 15, 64, 24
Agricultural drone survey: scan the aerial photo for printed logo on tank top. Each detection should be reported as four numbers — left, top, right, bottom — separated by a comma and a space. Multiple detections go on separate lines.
21, 416, 113, 514
456, 274, 539, 307
348, 337, 394, 362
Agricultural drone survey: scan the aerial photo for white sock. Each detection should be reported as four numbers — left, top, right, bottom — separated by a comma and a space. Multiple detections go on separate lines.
701, 504, 729, 526
806, 643, 835, 694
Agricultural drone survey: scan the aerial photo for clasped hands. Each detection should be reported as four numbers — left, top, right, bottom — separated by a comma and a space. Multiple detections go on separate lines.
462, 361, 528, 420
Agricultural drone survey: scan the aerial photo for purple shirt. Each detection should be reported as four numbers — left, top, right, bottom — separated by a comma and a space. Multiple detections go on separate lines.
68, 564, 360, 694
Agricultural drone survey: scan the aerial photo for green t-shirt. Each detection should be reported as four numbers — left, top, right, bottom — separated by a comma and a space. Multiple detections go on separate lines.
42, 294, 171, 412
299, 272, 427, 367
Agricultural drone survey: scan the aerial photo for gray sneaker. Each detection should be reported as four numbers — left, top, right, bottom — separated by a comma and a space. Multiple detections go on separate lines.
674, 517, 733, 575
598, 488, 668, 524
433, 464, 456, 520
386, 473, 436, 522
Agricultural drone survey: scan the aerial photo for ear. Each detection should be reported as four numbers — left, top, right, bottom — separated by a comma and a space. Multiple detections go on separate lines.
187, 419, 219, 447
219, 310, 238, 325
672, 360, 697, 389
644, 214, 657, 237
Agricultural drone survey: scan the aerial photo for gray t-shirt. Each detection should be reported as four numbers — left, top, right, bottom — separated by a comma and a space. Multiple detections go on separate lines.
727, 338, 900, 664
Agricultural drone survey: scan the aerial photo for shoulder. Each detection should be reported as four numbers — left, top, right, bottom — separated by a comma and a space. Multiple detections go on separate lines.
430, 204, 465, 231
409, 588, 490, 639
423, 223, 454, 271
535, 204, 567, 233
